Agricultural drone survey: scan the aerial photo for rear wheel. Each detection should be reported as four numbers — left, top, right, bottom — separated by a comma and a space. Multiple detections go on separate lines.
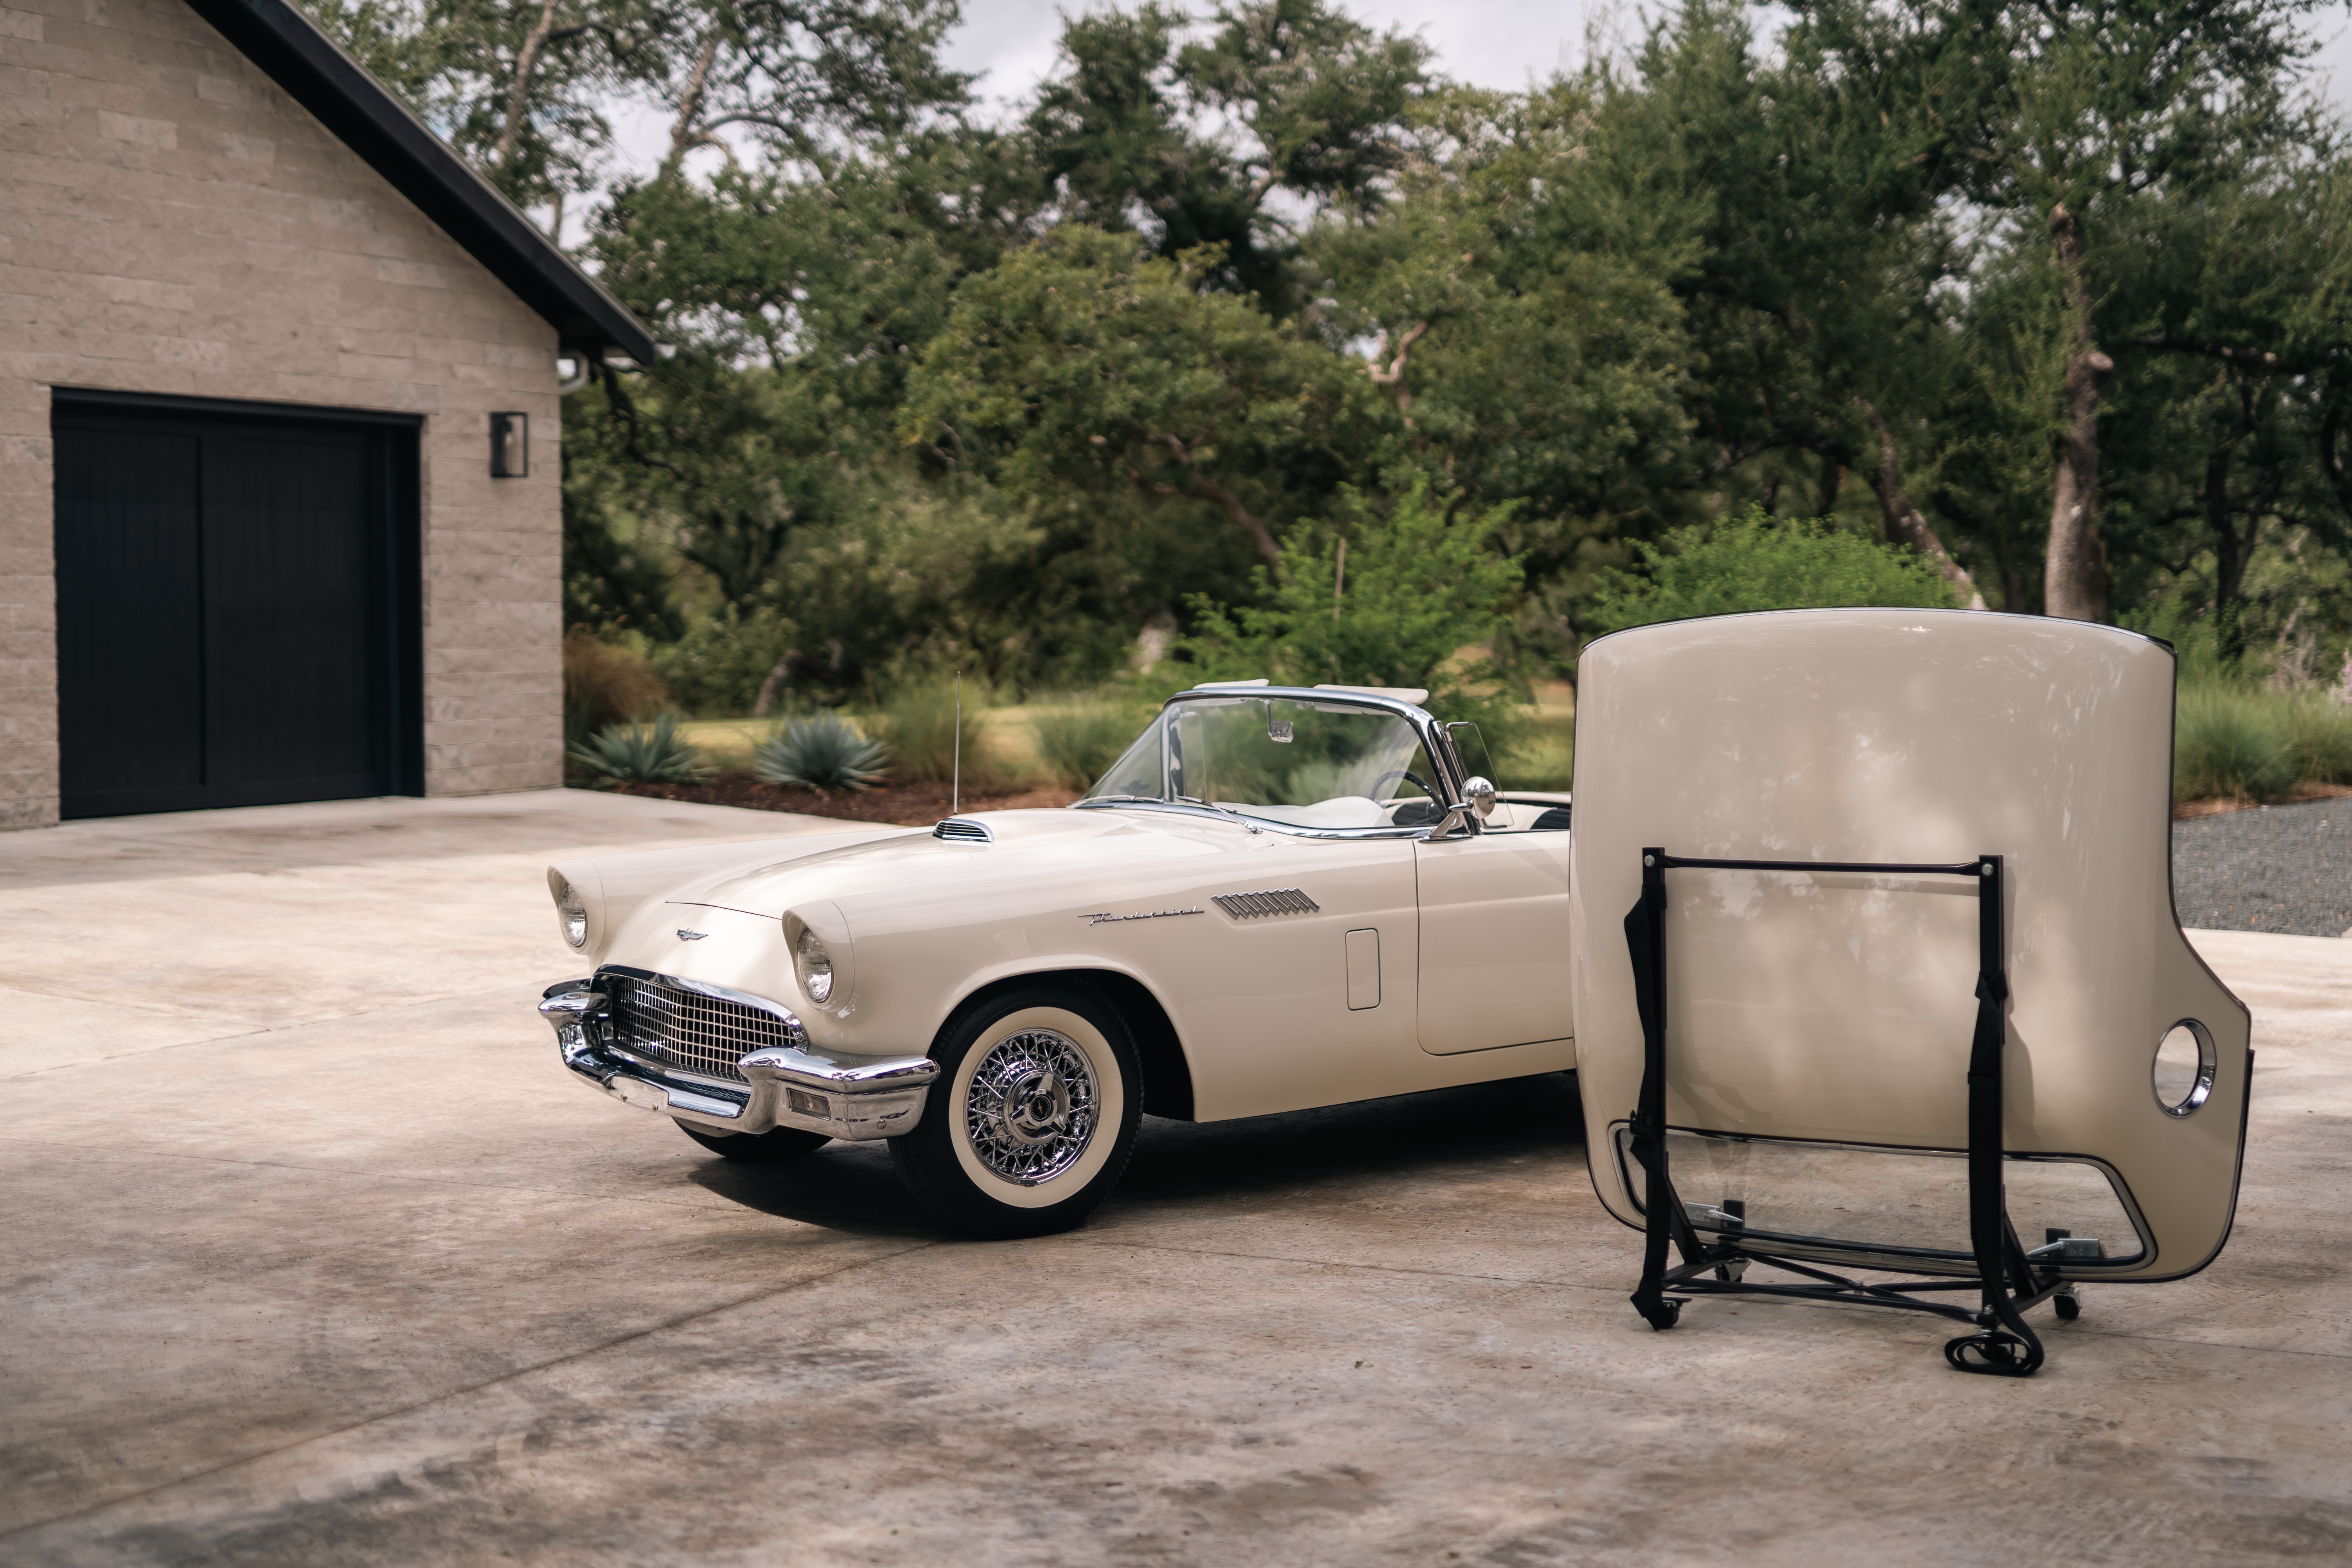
890, 986, 1142, 1239
674, 1120, 829, 1163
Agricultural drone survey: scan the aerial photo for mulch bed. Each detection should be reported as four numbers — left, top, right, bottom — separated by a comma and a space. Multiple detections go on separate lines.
2174, 781, 2352, 820
577, 771, 1080, 828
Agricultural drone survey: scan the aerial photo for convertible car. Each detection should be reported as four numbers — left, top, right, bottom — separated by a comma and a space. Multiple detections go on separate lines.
538, 681, 1575, 1236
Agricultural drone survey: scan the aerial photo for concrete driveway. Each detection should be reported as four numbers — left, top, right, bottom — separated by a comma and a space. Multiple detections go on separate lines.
2, 791, 2349, 1566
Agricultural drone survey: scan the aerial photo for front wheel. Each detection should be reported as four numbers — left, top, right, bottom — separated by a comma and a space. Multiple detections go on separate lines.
890, 986, 1143, 1239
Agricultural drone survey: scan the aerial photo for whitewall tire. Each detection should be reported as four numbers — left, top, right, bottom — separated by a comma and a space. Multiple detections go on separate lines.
890, 986, 1143, 1238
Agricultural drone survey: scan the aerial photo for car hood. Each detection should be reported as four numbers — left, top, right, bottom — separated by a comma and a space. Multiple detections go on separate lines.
666, 806, 1245, 918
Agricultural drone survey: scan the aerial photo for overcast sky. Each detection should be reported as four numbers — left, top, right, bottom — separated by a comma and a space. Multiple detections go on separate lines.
939, 0, 2352, 116
609, 1, 2352, 186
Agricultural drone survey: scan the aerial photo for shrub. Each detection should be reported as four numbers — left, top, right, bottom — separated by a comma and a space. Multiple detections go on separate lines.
877, 677, 997, 786
2174, 686, 2296, 802
1589, 509, 1958, 634
568, 714, 713, 784
2283, 694, 2352, 785
752, 714, 889, 792
649, 605, 798, 717
1029, 699, 1145, 790
562, 627, 670, 744
1171, 480, 1528, 728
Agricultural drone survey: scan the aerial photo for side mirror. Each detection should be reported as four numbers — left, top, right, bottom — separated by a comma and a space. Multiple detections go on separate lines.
1463, 776, 1496, 818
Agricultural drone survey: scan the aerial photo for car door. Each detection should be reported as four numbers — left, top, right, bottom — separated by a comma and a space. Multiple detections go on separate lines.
1416, 825, 1574, 1054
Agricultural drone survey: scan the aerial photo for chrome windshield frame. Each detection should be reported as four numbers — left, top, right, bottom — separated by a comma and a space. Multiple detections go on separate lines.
1071, 685, 1475, 840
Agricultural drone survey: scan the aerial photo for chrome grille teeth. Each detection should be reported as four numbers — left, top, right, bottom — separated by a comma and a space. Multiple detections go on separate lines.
605, 975, 796, 1084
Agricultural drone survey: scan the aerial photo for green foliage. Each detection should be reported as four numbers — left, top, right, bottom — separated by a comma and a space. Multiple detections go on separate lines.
1027, 0, 1433, 311
1029, 699, 1149, 790
649, 605, 798, 717
876, 677, 994, 785
320, 0, 2352, 704
568, 714, 712, 784
751, 714, 890, 792
1589, 510, 1959, 635
2174, 687, 2298, 802
561, 627, 670, 745
2285, 695, 2352, 785
2170, 686, 2352, 803
1171, 482, 1527, 725
901, 225, 1381, 609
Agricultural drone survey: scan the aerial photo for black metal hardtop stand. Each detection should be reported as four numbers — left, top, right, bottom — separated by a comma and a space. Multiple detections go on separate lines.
1622, 848, 2073, 1377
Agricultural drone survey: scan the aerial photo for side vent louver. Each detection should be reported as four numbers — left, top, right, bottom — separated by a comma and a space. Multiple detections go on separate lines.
934, 818, 993, 843
1212, 887, 1321, 920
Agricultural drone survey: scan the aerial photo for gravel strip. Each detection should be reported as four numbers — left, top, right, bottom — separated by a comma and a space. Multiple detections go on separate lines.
2173, 797, 2352, 936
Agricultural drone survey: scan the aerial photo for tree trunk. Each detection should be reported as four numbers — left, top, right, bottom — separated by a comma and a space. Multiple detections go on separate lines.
492, 0, 563, 170
1853, 396, 1986, 608
1815, 450, 1844, 517
2206, 449, 2249, 671
1142, 435, 1282, 570
659, 31, 724, 182
2323, 396, 2352, 526
2044, 203, 2113, 622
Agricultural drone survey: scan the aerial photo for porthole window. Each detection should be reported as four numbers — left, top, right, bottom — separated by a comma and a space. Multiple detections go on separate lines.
2153, 1020, 2217, 1117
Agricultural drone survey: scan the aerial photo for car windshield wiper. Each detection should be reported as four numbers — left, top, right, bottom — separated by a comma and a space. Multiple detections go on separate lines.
1075, 793, 1167, 808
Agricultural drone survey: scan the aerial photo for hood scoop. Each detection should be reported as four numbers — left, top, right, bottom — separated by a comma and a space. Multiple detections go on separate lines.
933, 817, 993, 844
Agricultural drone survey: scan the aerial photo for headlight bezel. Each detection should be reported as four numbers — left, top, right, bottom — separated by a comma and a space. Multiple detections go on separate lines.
782, 902, 854, 1011
549, 871, 590, 949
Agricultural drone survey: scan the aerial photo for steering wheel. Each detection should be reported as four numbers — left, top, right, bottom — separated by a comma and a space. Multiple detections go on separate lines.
1368, 768, 1435, 802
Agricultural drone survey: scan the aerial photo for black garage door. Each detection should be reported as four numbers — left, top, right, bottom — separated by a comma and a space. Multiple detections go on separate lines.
52, 392, 421, 819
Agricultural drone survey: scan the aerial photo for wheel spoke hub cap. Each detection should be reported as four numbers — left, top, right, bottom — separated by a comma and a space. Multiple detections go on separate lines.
965, 1028, 1097, 1185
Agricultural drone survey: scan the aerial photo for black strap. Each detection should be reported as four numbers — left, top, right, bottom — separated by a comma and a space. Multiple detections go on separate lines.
1957, 856, 2042, 1375
1625, 852, 1685, 1330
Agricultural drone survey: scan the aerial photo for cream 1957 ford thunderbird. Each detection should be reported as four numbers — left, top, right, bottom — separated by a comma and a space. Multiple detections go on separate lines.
538, 682, 1575, 1236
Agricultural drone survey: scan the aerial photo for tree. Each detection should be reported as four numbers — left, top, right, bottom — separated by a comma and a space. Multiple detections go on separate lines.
1915, 0, 2327, 620
899, 225, 1383, 596
1026, 0, 1431, 312
1173, 481, 1527, 724
308, 0, 678, 215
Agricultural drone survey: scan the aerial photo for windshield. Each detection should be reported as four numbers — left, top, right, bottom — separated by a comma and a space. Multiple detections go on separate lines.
1082, 697, 1444, 830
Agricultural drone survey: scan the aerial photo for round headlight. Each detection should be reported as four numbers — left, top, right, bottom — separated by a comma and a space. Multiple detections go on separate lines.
795, 926, 834, 1004
552, 876, 589, 949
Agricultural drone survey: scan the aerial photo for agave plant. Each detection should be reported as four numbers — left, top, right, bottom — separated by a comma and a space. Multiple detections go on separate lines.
753, 713, 889, 792
568, 713, 712, 784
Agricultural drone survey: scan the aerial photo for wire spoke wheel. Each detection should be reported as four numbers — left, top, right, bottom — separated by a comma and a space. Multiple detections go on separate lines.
891, 989, 1144, 1239
962, 1027, 1098, 1185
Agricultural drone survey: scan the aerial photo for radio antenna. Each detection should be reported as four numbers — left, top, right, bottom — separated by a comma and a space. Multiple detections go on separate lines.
951, 670, 962, 817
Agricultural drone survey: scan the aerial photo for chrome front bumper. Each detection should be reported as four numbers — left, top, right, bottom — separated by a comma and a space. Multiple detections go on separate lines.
539, 978, 937, 1142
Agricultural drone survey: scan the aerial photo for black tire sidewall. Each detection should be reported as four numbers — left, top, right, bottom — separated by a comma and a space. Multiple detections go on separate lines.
892, 985, 1143, 1238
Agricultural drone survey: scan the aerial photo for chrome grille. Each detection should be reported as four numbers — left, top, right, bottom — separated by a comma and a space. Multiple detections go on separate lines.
603, 973, 799, 1084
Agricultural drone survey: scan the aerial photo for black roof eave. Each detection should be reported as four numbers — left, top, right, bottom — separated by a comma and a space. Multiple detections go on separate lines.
182, 0, 659, 365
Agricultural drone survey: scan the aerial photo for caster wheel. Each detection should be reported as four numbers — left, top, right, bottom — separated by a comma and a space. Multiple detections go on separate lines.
2054, 1291, 2081, 1321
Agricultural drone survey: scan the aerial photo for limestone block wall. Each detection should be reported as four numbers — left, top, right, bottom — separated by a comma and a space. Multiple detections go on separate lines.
0, 0, 565, 827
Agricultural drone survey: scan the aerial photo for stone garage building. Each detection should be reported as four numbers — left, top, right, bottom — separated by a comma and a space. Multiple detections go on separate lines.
1, 0, 655, 828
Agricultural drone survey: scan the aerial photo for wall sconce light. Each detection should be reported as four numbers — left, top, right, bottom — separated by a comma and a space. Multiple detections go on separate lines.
490, 412, 528, 477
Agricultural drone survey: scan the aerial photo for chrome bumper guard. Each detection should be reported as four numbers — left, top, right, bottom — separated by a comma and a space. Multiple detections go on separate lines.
538, 978, 937, 1142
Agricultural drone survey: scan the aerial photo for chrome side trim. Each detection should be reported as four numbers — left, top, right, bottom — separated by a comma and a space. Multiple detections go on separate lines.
537, 975, 936, 1142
